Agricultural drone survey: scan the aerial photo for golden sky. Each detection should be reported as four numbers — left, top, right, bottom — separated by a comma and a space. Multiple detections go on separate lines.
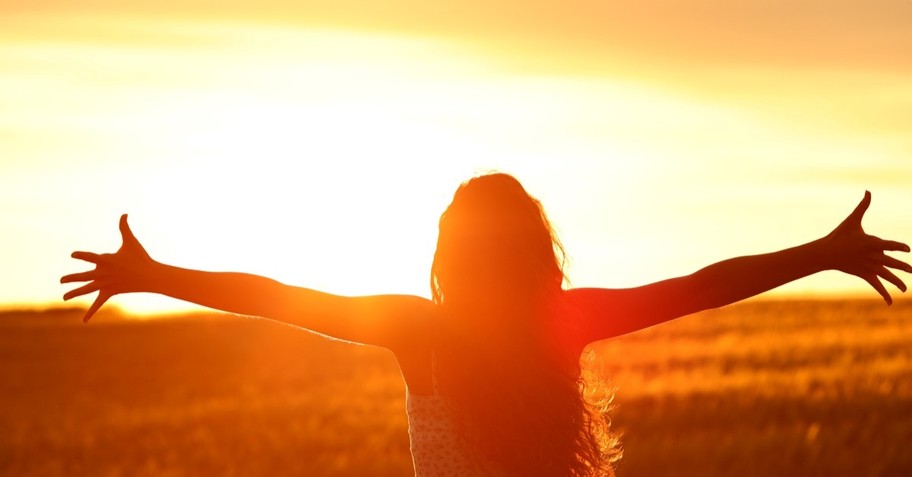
2, 1, 911, 313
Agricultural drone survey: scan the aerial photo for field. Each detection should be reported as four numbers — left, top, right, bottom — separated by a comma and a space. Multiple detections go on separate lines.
1, 299, 911, 476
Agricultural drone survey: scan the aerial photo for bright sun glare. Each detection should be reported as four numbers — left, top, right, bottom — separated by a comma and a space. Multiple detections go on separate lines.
2, 13, 911, 314
9, 21, 650, 314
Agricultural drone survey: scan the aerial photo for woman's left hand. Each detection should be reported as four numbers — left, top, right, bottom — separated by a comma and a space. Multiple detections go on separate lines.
60, 214, 156, 322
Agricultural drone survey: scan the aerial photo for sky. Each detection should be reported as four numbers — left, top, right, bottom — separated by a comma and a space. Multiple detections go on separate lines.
2, 1, 911, 314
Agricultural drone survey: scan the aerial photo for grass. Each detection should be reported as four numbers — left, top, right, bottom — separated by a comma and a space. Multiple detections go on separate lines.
1, 299, 910, 476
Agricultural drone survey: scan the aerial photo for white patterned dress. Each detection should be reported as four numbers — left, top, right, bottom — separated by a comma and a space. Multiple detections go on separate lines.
405, 351, 485, 477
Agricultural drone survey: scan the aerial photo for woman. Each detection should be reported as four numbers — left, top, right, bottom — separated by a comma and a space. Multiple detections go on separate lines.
62, 173, 909, 476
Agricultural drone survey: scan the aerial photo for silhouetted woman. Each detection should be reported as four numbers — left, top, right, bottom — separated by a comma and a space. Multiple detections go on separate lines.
62, 173, 910, 476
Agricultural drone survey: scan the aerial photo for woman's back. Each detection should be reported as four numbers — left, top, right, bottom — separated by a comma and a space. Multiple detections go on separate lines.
405, 349, 482, 477
394, 293, 618, 477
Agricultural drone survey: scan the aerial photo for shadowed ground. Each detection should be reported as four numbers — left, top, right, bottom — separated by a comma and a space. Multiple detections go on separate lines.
1, 299, 910, 476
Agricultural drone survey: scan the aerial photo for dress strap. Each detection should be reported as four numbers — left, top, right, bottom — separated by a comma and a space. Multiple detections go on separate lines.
430, 350, 441, 396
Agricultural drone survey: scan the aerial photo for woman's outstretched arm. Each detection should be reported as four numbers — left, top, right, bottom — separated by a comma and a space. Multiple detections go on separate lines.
568, 191, 911, 345
61, 215, 431, 350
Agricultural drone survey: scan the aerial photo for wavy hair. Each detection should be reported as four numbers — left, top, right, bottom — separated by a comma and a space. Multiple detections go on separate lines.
430, 172, 621, 476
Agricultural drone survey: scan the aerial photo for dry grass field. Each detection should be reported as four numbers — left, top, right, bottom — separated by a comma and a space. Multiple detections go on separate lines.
1, 299, 910, 476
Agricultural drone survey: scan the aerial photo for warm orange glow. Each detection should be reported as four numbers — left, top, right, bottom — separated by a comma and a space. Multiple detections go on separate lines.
2, 6, 911, 314
3, 4, 912, 475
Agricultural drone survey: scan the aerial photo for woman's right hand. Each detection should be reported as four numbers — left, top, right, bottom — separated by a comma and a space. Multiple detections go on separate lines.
820, 191, 911, 304
61, 214, 156, 322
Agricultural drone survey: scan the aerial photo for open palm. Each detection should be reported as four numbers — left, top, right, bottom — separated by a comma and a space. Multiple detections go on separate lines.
824, 191, 911, 304
61, 214, 155, 322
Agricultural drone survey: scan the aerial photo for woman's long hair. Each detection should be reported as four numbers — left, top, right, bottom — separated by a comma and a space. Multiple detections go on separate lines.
430, 173, 621, 476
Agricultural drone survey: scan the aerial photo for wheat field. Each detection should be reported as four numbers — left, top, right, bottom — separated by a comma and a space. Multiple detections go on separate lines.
1, 299, 910, 476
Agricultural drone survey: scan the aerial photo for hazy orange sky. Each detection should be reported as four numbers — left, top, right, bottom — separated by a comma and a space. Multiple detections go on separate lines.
2, 1, 910, 314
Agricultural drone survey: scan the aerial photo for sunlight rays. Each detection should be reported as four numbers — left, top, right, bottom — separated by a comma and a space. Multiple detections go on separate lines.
2, 12, 910, 313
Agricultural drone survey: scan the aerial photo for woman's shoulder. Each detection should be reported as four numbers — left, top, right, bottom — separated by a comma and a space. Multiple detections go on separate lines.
384, 295, 437, 355
553, 290, 593, 355
391, 302, 437, 395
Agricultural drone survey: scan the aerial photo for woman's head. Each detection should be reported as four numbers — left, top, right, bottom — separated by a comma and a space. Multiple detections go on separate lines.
431, 172, 566, 312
